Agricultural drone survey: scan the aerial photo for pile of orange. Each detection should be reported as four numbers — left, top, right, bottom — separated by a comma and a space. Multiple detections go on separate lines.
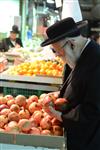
8, 60, 64, 77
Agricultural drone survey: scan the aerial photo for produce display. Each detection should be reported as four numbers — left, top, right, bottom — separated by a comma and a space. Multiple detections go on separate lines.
0, 93, 64, 136
7, 59, 64, 77
0, 53, 8, 73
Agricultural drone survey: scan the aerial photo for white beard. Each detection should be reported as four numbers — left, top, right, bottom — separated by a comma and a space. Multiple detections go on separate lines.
61, 37, 88, 68
61, 44, 76, 69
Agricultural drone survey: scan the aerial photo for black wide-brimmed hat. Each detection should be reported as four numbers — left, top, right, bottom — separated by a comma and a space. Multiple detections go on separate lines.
10, 25, 20, 34
41, 17, 88, 47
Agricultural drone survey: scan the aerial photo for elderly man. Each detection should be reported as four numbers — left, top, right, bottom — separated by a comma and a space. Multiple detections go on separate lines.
41, 17, 100, 150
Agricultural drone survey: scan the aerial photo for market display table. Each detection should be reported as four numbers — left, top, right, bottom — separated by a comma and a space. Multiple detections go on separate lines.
0, 71, 63, 96
0, 71, 65, 150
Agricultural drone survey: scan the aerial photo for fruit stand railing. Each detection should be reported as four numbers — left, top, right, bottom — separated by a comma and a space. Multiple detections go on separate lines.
0, 71, 63, 96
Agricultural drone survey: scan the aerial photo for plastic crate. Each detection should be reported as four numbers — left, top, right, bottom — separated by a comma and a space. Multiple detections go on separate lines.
3, 87, 45, 98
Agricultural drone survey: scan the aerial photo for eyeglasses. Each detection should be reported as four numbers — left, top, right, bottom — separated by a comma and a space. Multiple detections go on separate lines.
50, 40, 69, 53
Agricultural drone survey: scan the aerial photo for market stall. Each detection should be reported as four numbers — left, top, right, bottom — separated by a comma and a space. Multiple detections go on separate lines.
0, 47, 65, 149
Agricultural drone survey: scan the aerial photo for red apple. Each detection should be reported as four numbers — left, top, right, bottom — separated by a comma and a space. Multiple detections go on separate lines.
15, 95, 26, 107
52, 125, 63, 136
7, 99, 15, 107
28, 102, 41, 114
28, 95, 38, 103
0, 115, 8, 128
29, 117, 38, 127
51, 117, 62, 126
55, 98, 67, 105
0, 96, 7, 104
0, 108, 10, 116
0, 104, 9, 111
5, 121, 20, 133
32, 110, 43, 125
40, 116, 52, 130
8, 111, 19, 122
41, 129, 52, 135
39, 93, 47, 99
4, 95, 14, 100
10, 104, 20, 113
0, 128, 5, 132
29, 127, 41, 135
18, 119, 32, 132
19, 109, 30, 119
54, 98, 68, 112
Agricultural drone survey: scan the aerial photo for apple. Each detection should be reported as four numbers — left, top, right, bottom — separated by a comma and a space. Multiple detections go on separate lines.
41, 129, 52, 135
40, 116, 52, 130
19, 109, 30, 119
0, 104, 9, 111
52, 125, 63, 136
0, 115, 8, 128
15, 95, 26, 107
0, 128, 5, 132
29, 117, 38, 127
8, 111, 19, 122
28, 95, 38, 103
55, 98, 67, 105
5, 121, 20, 133
32, 110, 43, 125
10, 104, 20, 113
0, 108, 10, 116
51, 117, 62, 126
18, 119, 32, 132
28, 102, 41, 114
4, 95, 14, 100
29, 127, 41, 135
7, 99, 15, 107
54, 98, 68, 112
39, 93, 47, 99
0, 96, 7, 104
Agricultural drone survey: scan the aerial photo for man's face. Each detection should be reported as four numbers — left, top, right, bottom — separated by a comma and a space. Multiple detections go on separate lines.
10, 32, 17, 41
51, 41, 76, 68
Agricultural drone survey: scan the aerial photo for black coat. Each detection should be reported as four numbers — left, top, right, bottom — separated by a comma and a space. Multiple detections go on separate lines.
59, 40, 100, 150
0, 37, 23, 52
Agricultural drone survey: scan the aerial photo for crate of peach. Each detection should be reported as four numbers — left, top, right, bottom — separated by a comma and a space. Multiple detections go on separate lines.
7, 59, 64, 77
0, 93, 64, 148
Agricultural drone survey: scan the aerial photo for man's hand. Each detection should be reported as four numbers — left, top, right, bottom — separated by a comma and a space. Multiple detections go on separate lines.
47, 91, 60, 99
44, 105, 62, 122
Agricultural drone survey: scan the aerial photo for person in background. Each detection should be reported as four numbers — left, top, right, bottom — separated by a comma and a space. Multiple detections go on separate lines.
0, 25, 23, 52
41, 17, 100, 150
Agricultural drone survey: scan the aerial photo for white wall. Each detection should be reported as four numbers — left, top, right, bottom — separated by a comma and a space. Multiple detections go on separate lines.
0, 0, 19, 33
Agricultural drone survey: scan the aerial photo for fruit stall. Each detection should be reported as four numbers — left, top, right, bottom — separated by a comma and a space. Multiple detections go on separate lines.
0, 49, 65, 149
0, 49, 63, 97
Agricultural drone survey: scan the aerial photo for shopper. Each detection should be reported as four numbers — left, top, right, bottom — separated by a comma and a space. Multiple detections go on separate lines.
41, 17, 100, 150
0, 25, 23, 52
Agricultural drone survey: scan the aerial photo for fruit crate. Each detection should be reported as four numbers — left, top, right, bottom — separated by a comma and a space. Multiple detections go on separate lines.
3, 87, 46, 97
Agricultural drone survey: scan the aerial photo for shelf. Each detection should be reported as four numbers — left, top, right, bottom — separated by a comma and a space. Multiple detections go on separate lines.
0, 132, 64, 149
0, 71, 62, 93
0, 71, 62, 85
